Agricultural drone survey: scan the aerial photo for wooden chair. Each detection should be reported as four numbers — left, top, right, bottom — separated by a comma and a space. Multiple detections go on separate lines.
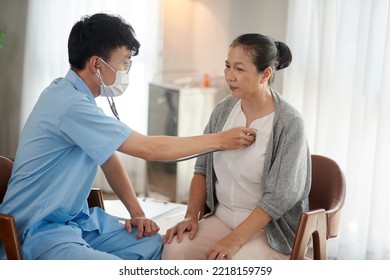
0, 156, 105, 260
88, 188, 106, 210
290, 154, 346, 260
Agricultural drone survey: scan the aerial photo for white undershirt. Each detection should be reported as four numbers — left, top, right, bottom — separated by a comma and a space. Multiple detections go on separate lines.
214, 100, 274, 229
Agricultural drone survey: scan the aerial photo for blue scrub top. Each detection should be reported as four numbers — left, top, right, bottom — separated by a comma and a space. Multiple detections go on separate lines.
0, 69, 132, 259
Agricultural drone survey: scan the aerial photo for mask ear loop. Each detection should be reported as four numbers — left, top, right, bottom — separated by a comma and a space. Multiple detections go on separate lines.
97, 69, 120, 121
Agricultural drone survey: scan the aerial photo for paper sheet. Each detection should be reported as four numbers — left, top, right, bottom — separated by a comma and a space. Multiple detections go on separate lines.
104, 197, 182, 220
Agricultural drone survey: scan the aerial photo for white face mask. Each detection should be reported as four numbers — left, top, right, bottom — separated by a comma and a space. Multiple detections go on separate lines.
97, 59, 129, 97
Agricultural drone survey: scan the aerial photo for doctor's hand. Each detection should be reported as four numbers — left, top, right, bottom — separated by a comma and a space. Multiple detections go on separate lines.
124, 217, 160, 239
218, 127, 256, 150
163, 218, 199, 244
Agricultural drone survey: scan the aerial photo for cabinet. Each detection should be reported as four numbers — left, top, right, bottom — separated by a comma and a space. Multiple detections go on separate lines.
146, 82, 226, 202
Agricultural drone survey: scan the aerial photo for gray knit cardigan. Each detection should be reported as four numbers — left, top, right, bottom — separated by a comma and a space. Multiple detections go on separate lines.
194, 88, 311, 254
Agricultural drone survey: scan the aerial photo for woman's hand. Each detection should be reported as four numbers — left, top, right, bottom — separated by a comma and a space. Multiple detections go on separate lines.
206, 235, 241, 260
207, 206, 271, 259
124, 217, 160, 239
164, 218, 199, 244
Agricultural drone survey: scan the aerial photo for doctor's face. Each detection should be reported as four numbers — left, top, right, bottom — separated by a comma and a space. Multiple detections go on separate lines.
99, 46, 132, 86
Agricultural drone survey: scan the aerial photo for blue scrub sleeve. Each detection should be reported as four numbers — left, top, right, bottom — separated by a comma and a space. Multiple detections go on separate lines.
59, 100, 132, 165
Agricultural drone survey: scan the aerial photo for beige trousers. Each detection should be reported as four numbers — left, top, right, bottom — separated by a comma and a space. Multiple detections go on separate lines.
161, 215, 289, 260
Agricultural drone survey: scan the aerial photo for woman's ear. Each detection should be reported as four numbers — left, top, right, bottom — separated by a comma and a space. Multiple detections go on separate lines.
261, 67, 273, 84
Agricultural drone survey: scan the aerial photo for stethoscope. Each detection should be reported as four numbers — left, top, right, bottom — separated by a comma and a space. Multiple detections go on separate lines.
158, 149, 220, 163
105, 94, 120, 121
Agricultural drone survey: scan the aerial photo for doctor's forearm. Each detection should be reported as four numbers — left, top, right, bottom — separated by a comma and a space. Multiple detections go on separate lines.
101, 153, 145, 217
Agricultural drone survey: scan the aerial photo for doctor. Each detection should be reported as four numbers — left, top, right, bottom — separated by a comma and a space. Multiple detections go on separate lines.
0, 13, 255, 260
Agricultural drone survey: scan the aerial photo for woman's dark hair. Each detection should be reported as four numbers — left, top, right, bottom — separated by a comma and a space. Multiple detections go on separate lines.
230, 33, 292, 84
68, 13, 140, 70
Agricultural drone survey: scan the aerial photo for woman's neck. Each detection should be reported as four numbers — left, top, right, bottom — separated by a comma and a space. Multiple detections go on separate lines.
241, 87, 274, 127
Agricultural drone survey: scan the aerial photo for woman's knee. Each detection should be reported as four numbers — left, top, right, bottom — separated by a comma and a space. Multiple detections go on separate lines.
161, 233, 201, 260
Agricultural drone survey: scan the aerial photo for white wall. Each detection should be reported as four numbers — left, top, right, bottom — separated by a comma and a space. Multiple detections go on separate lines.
160, 0, 288, 91
228, 0, 288, 92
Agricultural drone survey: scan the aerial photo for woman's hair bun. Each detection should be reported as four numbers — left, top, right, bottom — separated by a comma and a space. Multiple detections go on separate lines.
275, 41, 292, 71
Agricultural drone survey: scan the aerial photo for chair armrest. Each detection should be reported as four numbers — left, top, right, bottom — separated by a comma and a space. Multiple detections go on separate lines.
290, 209, 327, 260
0, 213, 23, 260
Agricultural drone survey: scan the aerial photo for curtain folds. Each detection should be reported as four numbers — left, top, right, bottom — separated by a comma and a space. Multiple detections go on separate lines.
284, 0, 390, 259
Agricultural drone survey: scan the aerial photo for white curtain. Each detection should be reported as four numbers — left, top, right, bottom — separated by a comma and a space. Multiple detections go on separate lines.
284, 0, 390, 259
21, 0, 162, 193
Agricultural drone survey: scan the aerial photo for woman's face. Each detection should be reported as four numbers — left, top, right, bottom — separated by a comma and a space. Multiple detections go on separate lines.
224, 45, 263, 99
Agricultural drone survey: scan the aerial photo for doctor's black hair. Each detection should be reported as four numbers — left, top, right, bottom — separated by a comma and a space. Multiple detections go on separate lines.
68, 13, 140, 70
230, 33, 292, 84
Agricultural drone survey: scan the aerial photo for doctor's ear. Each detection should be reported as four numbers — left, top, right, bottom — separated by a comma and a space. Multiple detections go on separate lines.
95, 64, 102, 75
89, 56, 101, 72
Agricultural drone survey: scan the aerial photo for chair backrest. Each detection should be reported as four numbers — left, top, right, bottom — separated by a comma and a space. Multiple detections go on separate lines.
0, 156, 13, 204
0, 156, 23, 259
290, 154, 346, 260
309, 154, 346, 239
